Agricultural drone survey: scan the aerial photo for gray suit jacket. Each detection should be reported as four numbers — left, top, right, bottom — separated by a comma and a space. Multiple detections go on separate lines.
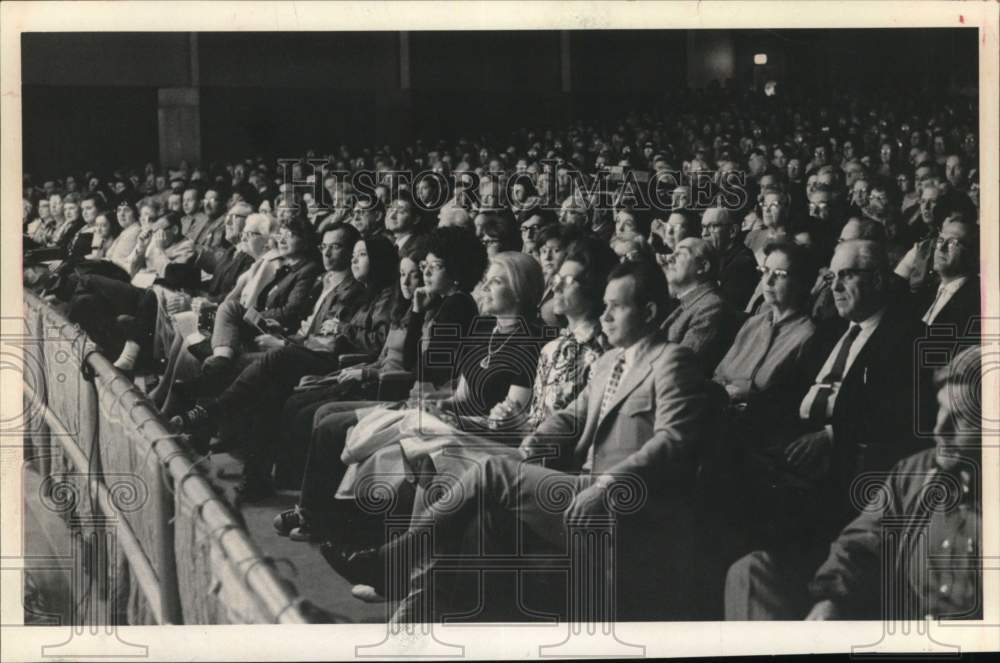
522, 332, 710, 502
660, 282, 738, 374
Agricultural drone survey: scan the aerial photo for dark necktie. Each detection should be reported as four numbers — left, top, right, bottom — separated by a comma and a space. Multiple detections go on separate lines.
808, 323, 862, 426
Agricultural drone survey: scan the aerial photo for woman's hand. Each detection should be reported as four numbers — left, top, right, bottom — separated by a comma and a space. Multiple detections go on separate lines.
254, 334, 286, 351
319, 318, 342, 336
150, 229, 168, 251
488, 398, 521, 428
412, 286, 433, 313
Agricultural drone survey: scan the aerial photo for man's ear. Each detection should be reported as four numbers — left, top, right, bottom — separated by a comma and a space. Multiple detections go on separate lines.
644, 301, 658, 326
871, 269, 885, 293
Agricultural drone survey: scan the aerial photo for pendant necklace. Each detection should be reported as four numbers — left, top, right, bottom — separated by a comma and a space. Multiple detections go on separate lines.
480, 325, 515, 369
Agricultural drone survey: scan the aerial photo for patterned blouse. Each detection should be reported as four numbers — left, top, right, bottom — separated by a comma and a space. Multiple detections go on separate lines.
525, 320, 608, 431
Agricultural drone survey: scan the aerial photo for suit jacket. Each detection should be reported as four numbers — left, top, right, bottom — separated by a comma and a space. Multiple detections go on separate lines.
396, 231, 428, 258
228, 250, 283, 310
523, 332, 711, 506
181, 211, 208, 238
798, 304, 930, 492
258, 258, 324, 332
189, 213, 227, 249
921, 276, 980, 337
52, 218, 85, 254
718, 241, 760, 311
660, 282, 740, 375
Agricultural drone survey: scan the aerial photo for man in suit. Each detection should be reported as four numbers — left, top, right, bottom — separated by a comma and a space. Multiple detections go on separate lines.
347, 197, 387, 239
920, 215, 979, 335
661, 237, 740, 374
725, 239, 928, 619
701, 207, 760, 310
186, 188, 227, 249
180, 187, 207, 238
49, 193, 85, 254
323, 260, 716, 622
385, 192, 427, 256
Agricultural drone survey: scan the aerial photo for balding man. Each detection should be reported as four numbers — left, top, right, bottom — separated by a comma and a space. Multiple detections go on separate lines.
180, 187, 206, 237
661, 237, 740, 374
725, 239, 925, 620
702, 207, 759, 310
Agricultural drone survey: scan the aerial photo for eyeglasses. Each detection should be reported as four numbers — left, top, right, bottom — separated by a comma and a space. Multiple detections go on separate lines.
481, 237, 500, 247
821, 268, 876, 285
241, 230, 263, 240
419, 260, 446, 273
935, 236, 966, 251
521, 224, 541, 236
702, 223, 733, 231
757, 265, 790, 280
551, 274, 581, 290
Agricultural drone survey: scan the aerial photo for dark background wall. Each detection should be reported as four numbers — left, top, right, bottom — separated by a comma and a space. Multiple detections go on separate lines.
22, 28, 977, 178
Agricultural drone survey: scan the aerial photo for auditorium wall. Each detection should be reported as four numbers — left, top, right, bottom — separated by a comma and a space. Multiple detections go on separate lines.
21, 28, 976, 177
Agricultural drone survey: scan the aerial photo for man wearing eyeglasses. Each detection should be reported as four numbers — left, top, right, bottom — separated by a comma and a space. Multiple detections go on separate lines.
701, 207, 759, 310
725, 238, 925, 620
920, 216, 979, 333
347, 197, 387, 240
660, 237, 740, 375
518, 211, 552, 257
192, 202, 258, 299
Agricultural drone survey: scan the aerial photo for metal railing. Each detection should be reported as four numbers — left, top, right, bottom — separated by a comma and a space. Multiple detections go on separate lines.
23, 292, 312, 624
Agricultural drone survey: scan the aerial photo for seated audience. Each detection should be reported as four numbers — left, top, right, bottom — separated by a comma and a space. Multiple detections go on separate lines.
724, 239, 928, 620
197, 218, 329, 374
322, 260, 714, 622
170, 228, 398, 498
24, 82, 984, 624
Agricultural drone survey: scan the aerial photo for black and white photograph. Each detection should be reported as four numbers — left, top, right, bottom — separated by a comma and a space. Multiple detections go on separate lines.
2, 1, 997, 660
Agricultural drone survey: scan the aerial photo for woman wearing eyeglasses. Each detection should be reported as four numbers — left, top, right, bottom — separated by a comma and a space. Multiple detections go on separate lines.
714, 240, 819, 412
711, 240, 820, 560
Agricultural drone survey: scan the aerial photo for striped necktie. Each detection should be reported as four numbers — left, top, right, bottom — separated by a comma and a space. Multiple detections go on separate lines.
599, 352, 627, 422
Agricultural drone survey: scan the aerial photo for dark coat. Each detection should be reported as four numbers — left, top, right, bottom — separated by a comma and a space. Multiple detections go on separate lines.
718, 241, 760, 311
257, 258, 324, 333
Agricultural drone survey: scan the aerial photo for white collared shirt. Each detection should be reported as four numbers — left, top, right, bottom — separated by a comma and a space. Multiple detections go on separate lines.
799, 308, 885, 422
923, 277, 968, 324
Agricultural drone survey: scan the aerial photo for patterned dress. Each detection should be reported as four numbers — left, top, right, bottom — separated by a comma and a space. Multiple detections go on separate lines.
525, 320, 608, 431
